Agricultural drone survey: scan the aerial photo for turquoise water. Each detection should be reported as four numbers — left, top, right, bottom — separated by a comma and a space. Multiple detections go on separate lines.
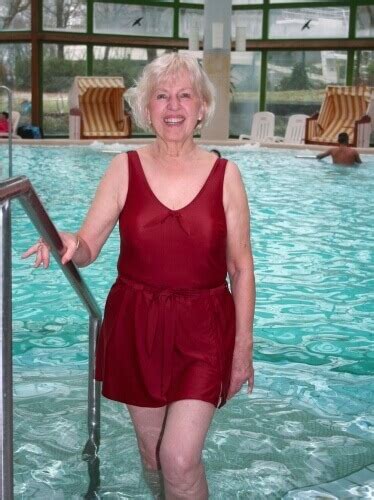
5, 144, 374, 499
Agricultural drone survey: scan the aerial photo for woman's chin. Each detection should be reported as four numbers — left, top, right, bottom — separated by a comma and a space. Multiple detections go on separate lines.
157, 126, 196, 142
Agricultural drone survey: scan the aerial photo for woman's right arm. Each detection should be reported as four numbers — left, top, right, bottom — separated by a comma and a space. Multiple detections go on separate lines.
22, 152, 129, 268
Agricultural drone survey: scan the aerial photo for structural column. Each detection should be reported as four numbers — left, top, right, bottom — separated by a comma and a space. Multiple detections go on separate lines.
201, 0, 232, 141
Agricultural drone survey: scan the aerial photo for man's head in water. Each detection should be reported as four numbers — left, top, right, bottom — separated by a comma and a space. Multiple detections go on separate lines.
338, 132, 349, 145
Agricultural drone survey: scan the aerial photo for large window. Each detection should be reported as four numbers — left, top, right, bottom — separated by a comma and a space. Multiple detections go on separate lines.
1, 1, 372, 138
233, 0, 262, 4
353, 50, 374, 86
179, 9, 204, 39
0, 44, 31, 127
356, 5, 374, 38
230, 52, 261, 137
0, 0, 31, 31
93, 3, 174, 37
93, 46, 166, 134
269, 7, 349, 39
43, 0, 87, 32
266, 50, 347, 136
43, 44, 87, 135
231, 10, 263, 40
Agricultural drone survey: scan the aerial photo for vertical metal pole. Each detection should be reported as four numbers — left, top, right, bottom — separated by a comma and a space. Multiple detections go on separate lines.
0, 200, 13, 500
87, 316, 101, 452
83, 316, 101, 498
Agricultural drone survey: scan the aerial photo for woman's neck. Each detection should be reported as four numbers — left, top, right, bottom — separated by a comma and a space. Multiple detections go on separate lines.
152, 138, 198, 161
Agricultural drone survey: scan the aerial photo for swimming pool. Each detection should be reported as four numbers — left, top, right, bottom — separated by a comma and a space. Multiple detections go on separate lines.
5, 144, 374, 498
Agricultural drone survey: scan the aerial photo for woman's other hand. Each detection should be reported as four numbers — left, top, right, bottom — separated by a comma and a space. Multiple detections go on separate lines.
227, 341, 254, 400
21, 231, 80, 268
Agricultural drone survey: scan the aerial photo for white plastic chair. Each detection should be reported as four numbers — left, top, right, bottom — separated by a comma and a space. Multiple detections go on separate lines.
239, 111, 275, 143
275, 114, 308, 144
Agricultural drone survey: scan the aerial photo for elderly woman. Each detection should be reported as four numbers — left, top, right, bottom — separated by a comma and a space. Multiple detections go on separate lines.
24, 52, 255, 499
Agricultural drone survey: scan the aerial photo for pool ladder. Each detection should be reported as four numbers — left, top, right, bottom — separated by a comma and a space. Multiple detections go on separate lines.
0, 175, 102, 499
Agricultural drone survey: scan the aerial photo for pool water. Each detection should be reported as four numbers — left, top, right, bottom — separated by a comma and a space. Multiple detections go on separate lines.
5, 144, 374, 499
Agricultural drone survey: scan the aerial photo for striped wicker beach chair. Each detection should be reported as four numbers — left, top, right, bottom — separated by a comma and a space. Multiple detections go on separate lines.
68, 77, 131, 139
305, 85, 374, 148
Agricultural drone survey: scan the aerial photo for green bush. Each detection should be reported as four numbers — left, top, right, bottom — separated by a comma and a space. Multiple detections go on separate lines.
43, 58, 86, 92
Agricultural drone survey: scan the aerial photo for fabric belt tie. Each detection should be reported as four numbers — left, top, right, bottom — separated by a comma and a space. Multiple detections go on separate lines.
117, 276, 227, 396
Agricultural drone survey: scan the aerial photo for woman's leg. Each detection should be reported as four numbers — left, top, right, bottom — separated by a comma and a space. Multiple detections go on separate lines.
159, 400, 216, 500
127, 404, 167, 497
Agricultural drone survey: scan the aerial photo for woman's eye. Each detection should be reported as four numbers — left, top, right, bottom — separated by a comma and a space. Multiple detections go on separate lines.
180, 93, 191, 99
156, 93, 167, 100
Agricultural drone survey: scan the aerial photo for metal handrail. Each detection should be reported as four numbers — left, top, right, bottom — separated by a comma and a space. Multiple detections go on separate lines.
0, 176, 102, 499
0, 86, 13, 177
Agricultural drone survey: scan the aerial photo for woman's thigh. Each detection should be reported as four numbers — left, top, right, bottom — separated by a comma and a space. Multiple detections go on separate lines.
160, 400, 216, 467
127, 404, 167, 469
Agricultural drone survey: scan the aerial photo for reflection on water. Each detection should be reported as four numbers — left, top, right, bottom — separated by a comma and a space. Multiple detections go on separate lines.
9, 145, 374, 498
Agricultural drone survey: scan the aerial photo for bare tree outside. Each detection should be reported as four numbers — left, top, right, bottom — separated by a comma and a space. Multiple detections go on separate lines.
0, 0, 31, 30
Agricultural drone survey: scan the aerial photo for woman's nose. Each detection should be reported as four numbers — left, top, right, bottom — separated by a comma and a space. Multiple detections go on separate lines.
167, 95, 180, 110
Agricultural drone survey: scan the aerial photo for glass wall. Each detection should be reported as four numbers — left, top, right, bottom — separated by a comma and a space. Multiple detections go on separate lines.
43, 44, 87, 135
269, 7, 349, 39
266, 50, 347, 136
356, 5, 374, 38
1, 0, 372, 138
92, 46, 166, 134
93, 3, 174, 37
231, 10, 263, 40
353, 50, 374, 86
179, 9, 204, 39
0, 0, 31, 30
230, 52, 262, 136
43, 0, 87, 32
0, 44, 31, 127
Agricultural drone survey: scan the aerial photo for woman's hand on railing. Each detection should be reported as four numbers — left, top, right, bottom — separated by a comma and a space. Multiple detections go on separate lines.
22, 231, 80, 268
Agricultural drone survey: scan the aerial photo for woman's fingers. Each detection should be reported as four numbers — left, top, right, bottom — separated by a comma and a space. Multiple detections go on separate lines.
23, 232, 77, 267
227, 377, 244, 399
61, 242, 77, 264
41, 242, 50, 268
21, 242, 40, 259
227, 367, 255, 400
60, 233, 78, 264
247, 368, 254, 394
34, 246, 43, 268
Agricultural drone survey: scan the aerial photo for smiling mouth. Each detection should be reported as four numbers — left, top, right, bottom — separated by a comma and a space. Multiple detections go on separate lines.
164, 117, 185, 125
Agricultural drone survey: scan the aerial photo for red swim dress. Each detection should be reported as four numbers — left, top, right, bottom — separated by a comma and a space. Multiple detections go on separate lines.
95, 150, 236, 408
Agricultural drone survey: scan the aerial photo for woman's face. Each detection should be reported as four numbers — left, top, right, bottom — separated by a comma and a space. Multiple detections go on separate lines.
147, 70, 204, 143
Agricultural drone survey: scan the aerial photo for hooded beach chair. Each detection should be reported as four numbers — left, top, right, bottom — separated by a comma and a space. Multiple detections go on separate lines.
239, 111, 275, 143
68, 77, 131, 139
305, 85, 374, 148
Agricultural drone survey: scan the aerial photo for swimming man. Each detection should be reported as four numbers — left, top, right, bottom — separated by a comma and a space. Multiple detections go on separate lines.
316, 132, 362, 165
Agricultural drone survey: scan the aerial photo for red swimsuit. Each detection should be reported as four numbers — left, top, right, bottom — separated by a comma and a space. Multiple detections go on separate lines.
95, 151, 236, 408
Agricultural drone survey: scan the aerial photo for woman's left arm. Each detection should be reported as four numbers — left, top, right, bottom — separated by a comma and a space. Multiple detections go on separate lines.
223, 160, 255, 399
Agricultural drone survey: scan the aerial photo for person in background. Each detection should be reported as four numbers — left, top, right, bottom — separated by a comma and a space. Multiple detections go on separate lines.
0, 112, 9, 134
23, 52, 255, 499
316, 132, 362, 165
210, 149, 221, 158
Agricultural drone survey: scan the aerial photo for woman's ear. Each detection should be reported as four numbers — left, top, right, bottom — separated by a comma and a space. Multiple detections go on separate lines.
198, 102, 207, 124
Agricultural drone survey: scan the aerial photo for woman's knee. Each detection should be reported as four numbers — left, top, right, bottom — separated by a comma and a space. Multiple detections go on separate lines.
159, 443, 201, 481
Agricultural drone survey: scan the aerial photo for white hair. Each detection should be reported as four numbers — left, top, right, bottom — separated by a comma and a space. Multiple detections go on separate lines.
125, 52, 216, 132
